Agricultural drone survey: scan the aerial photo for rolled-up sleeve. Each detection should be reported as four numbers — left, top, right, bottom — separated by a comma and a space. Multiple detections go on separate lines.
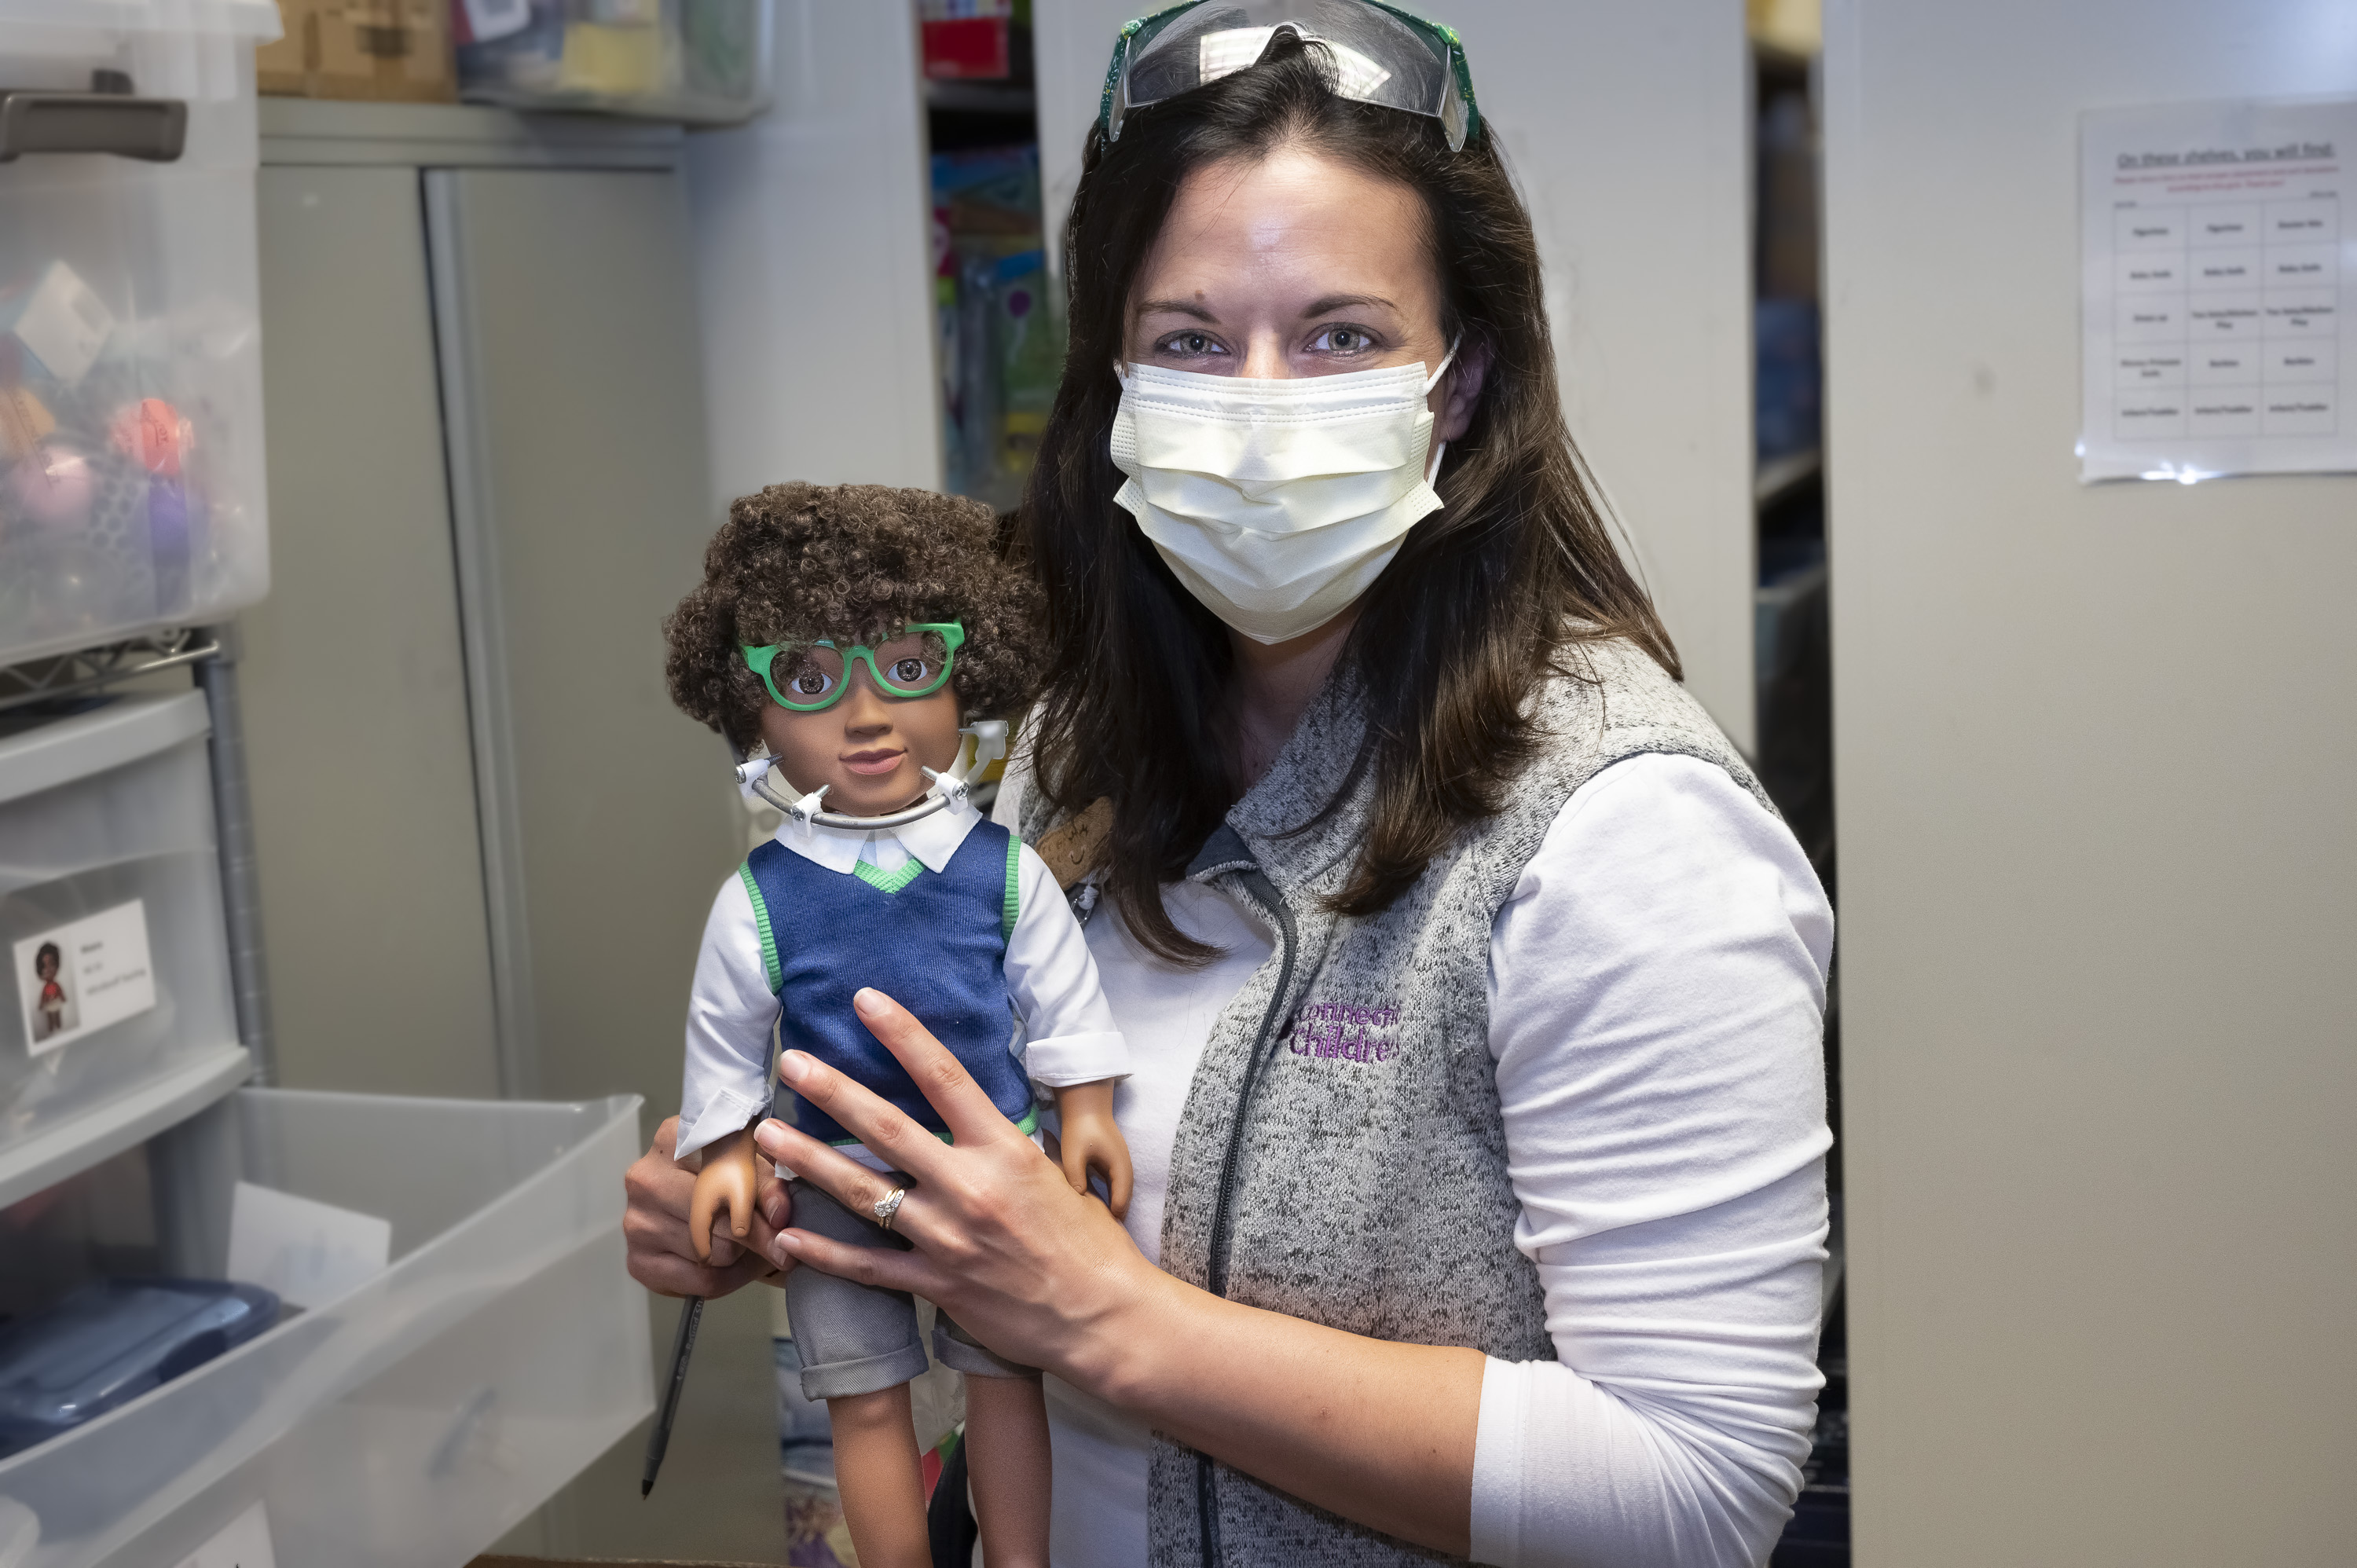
1472, 753, 1834, 1568
1004, 842, 1129, 1087
676, 872, 779, 1164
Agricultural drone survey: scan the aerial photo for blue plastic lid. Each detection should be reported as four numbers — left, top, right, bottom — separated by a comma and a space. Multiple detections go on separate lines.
0, 1277, 278, 1456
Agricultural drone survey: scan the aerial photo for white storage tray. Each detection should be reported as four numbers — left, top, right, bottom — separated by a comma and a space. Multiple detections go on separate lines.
0, 692, 245, 1209
0, 1087, 652, 1567
0, 0, 280, 666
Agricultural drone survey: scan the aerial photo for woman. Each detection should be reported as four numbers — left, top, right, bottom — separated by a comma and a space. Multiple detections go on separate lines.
626, 16, 1831, 1566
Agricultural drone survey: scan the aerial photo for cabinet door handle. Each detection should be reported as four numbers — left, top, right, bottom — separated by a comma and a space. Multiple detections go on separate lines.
0, 92, 188, 163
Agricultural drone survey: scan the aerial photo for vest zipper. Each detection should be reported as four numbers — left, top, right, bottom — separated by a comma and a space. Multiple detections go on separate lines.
1196, 861, 1299, 1568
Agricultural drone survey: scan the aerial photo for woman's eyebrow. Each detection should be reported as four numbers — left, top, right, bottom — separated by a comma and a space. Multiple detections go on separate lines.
1136, 298, 1221, 322
1299, 292, 1398, 317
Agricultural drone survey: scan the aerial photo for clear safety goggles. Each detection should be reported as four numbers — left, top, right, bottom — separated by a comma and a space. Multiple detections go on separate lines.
742, 623, 965, 712
1098, 1, 1479, 152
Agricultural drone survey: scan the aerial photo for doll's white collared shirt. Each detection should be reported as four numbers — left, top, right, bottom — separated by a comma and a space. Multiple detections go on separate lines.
675, 800, 1127, 1171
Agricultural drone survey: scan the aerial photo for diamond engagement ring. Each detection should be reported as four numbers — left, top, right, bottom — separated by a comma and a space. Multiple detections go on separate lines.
872, 1185, 908, 1233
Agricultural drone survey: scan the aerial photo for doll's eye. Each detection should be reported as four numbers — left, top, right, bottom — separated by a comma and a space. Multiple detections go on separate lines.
889, 658, 930, 685
787, 665, 834, 697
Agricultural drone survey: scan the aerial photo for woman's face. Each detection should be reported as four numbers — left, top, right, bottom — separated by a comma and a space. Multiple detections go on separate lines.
1125, 144, 1483, 441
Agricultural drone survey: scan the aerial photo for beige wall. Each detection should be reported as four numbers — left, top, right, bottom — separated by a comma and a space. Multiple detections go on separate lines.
1824, 1, 2357, 1561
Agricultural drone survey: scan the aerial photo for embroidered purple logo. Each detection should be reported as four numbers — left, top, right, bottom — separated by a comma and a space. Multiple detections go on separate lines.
1286, 1001, 1400, 1063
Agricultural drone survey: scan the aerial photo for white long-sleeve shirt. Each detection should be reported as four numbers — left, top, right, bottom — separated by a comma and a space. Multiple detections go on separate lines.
996, 751, 1833, 1568
676, 800, 1128, 1173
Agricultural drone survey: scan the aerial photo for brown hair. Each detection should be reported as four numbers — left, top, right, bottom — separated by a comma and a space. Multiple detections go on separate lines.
1018, 32, 1678, 961
665, 482, 1044, 753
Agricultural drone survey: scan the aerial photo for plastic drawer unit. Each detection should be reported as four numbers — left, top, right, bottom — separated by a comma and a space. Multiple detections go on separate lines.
0, 0, 281, 668
0, 692, 247, 1212
0, 1088, 652, 1567
456, 0, 773, 125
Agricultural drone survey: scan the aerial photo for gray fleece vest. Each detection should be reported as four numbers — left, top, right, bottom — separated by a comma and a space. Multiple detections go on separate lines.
1025, 637, 1772, 1567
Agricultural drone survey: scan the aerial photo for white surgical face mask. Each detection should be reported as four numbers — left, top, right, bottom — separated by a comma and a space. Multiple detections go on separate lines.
1109, 347, 1456, 644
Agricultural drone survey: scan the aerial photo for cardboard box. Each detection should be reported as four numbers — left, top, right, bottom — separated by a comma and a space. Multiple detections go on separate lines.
258, 0, 456, 102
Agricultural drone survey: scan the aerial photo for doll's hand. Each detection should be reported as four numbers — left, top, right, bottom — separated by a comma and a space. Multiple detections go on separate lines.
687, 1127, 762, 1262
625, 1117, 788, 1297
1052, 1081, 1134, 1220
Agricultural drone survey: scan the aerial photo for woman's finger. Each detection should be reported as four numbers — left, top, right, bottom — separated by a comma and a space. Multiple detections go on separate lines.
854, 987, 1021, 1146
753, 1116, 945, 1252
773, 1046, 955, 1185
775, 1222, 944, 1300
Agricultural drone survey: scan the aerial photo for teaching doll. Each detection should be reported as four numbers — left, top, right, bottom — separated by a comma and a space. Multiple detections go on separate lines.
663, 482, 1131, 1568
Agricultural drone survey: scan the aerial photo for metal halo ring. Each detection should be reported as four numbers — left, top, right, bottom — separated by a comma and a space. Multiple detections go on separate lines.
871, 1185, 909, 1233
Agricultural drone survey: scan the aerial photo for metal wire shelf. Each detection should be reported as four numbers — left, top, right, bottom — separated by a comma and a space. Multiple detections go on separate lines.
0, 628, 219, 716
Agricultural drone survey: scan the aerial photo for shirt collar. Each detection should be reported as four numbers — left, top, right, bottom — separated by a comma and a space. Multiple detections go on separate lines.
771, 797, 983, 875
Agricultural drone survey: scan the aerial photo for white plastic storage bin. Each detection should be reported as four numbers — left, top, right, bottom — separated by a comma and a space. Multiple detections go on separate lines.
0, 692, 247, 1210
0, 0, 280, 668
455, 0, 772, 124
0, 1087, 651, 1568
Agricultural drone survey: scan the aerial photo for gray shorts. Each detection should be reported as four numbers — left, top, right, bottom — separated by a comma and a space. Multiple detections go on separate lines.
782, 1178, 1036, 1401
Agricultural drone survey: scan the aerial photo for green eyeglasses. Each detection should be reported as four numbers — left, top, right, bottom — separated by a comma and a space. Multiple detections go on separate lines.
742, 623, 966, 712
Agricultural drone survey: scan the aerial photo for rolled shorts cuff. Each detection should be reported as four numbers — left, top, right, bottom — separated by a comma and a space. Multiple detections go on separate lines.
798, 1342, 933, 1401
932, 1318, 1037, 1380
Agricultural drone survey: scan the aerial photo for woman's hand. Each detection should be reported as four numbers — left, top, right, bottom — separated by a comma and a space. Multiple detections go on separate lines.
625, 1116, 792, 1298
757, 988, 1482, 1555
752, 988, 1162, 1387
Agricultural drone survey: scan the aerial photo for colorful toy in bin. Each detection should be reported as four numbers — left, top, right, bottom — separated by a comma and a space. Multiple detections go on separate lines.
0, 386, 54, 461
7, 443, 95, 532
109, 397, 193, 478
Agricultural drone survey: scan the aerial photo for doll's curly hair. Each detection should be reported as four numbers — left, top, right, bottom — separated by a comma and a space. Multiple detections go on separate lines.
665, 482, 1043, 753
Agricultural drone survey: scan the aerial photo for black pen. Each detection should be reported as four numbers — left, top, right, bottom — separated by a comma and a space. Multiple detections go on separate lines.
641, 1294, 702, 1497
644, 1079, 778, 1498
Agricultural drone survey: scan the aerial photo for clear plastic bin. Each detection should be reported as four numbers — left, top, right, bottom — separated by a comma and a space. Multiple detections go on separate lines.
0, 692, 242, 1187
455, 0, 772, 125
0, 1087, 651, 1568
0, 0, 280, 668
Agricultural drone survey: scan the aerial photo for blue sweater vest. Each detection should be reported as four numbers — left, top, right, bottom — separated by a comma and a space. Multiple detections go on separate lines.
739, 821, 1032, 1147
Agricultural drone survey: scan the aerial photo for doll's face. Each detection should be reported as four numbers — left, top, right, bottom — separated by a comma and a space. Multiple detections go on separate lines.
35, 951, 57, 982
759, 667, 965, 818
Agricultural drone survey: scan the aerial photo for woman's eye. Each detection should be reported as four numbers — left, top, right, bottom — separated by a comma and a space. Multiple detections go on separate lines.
1160, 332, 1221, 357
1315, 326, 1373, 354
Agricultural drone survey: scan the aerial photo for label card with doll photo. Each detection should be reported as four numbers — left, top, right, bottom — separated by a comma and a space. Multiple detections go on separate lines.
14, 899, 156, 1057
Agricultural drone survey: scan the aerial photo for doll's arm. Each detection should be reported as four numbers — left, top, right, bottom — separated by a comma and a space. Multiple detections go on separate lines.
688, 1125, 762, 1261
676, 873, 782, 1178
1052, 1080, 1133, 1218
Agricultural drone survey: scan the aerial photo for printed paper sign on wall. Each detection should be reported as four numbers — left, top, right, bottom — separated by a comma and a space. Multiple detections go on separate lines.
2081, 97, 2355, 482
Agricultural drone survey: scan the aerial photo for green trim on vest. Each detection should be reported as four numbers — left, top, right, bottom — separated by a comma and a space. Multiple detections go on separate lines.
852, 856, 926, 896
829, 1101, 1037, 1152
1002, 835, 1021, 939
738, 861, 782, 992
